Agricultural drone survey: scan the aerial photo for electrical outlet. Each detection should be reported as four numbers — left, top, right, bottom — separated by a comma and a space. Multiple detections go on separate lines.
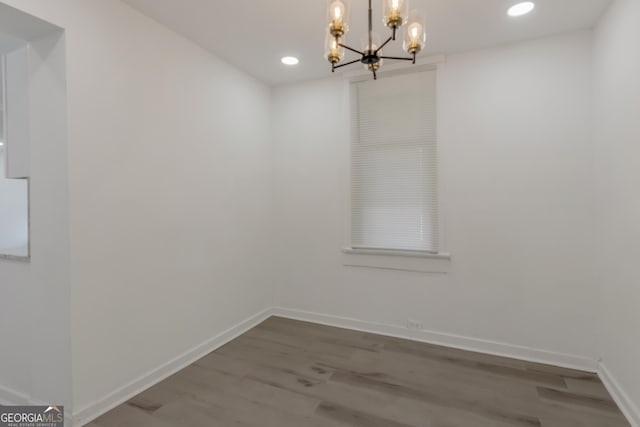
406, 319, 424, 330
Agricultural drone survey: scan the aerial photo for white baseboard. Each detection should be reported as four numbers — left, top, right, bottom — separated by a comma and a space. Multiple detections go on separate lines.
599, 363, 640, 427
272, 307, 599, 373
71, 308, 273, 427
0, 384, 30, 405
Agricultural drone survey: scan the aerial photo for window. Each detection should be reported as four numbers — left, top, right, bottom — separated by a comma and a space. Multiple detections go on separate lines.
350, 70, 439, 254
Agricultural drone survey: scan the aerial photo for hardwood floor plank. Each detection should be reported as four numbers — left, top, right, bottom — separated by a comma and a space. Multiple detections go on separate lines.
563, 377, 616, 400
193, 351, 256, 378
91, 404, 178, 427
360, 332, 527, 370
315, 401, 417, 427
345, 347, 541, 402
156, 387, 316, 427
236, 363, 329, 400
381, 339, 567, 388
537, 386, 623, 414
151, 395, 253, 427
523, 361, 600, 381
127, 363, 240, 413
329, 370, 542, 426
218, 335, 351, 380
226, 376, 322, 417
538, 401, 631, 427
313, 380, 525, 427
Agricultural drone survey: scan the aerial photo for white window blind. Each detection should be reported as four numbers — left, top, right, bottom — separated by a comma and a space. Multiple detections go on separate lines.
351, 70, 438, 253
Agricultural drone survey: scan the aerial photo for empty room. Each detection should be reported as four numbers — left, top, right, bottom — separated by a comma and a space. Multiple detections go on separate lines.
0, 0, 638, 426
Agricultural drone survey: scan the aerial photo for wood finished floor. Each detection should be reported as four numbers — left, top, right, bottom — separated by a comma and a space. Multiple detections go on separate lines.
87, 317, 630, 427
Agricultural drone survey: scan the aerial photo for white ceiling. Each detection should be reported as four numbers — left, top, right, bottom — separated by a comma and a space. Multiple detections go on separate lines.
122, 0, 612, 86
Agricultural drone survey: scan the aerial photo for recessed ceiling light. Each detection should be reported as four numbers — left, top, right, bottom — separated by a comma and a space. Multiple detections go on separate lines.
281, 56, 299, 66
0, 142, 4, 146
508, 2, 535, 17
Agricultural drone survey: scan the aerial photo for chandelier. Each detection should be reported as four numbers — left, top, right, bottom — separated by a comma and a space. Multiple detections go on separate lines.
325, 0, 426, 79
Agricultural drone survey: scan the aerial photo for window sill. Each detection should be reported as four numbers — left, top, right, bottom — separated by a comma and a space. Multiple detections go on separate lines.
342, 247, 451, 273
0, 253, 30, 263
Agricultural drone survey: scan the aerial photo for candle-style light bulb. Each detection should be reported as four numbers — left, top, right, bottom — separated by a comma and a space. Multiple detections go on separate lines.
325, 33, 344, 64
332, 2, 344, 20
404, 12, 425, 55
410, 23, 422, 39
327, 0, 350, 38
383, 0, 407, 29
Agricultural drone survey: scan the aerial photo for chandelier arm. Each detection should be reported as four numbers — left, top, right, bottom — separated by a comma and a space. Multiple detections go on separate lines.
373, 68, 377, 80
379, 55, 415, 61
374, 36, 394, 55
338, 43, 364, 56
333, 59, 362, 69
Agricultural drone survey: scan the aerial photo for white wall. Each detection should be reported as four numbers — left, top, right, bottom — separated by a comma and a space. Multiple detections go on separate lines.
273, 31, 598, 366
594, 0, 640, 421
0, 0, 274, 420
25, 30, 72, 411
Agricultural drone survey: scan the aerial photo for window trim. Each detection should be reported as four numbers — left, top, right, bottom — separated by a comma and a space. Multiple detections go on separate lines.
342, 248, 451, 274
342, 247, 450, 260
